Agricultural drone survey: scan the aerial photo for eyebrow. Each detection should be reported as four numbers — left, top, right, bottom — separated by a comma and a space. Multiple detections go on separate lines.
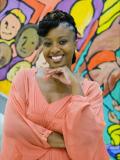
58, 36, 68, 39
44, 36, 68, 41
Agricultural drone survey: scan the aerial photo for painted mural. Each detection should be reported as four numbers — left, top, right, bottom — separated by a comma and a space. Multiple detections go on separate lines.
0, 0, 120, 159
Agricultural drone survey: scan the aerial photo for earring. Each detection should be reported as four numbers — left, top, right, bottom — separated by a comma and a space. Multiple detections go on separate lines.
72, 49, 77, 64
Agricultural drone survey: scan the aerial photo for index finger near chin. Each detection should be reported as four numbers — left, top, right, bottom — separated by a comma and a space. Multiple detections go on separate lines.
62, 70, 71, 83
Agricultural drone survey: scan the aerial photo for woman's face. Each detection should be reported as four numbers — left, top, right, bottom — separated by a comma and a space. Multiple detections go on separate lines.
42, 23, 76, 69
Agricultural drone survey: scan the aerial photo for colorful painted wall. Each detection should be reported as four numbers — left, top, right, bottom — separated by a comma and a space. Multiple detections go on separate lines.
0, 0, 120, 159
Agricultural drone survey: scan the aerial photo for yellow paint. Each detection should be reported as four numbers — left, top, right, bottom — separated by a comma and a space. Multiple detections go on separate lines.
97, 1, 120, 34
7, 61, 31, 82
97, 12, 120, 34
0, 38, 15, 46
99, 1, 120, 26
103, 0, 119, 12
70, 0, 94, 37
108, 124, 120, 146
117, 154, 120, 160
10, 8, 26, 23
0, 80, 11, 95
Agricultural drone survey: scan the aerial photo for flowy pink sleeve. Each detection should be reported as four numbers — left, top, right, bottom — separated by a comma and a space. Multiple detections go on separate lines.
63, 81, 109, 160
2, 70, 52, 149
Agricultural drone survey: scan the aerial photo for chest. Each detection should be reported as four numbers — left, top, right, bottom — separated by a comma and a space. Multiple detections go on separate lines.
36, 77, 71, 104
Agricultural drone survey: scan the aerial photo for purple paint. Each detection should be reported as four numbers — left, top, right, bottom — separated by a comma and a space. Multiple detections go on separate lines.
0, 57, 23, 80
55, 0, 76, 13
76, 0, 103, 49
0, 0, 33, 24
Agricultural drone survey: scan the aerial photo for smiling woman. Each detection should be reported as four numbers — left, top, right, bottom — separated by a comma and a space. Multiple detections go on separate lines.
42, 23, 76, 69
0, 10, 109, 160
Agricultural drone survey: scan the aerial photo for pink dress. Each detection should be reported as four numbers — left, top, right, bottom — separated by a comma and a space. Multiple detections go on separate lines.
0, 68, 109, 160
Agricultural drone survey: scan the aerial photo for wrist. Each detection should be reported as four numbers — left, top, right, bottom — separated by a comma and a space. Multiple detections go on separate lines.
71, 82, 84, 96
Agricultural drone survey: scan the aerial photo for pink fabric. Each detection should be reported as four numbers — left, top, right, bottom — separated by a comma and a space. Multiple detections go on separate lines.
0, 69, 109, 160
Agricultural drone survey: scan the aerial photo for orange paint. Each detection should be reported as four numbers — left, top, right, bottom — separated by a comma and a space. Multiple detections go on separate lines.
76, 20, 99, 62
88, 51, 116, 71
23, 0, 45, 23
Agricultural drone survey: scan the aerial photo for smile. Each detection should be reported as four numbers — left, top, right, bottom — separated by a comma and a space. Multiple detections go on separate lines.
20, 49, 26, 54
2, 32, 12, 35
50, 55, 64, 63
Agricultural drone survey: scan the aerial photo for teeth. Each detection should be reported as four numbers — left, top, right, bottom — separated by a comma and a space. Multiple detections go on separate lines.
51, 55, 63, 62
52, 55, 62, 60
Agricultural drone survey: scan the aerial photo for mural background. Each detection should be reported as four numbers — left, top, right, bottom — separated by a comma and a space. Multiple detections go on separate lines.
0, 0, 120, 159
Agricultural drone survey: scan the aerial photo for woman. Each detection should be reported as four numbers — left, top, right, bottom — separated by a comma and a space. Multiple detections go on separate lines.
0, 10, 109, 159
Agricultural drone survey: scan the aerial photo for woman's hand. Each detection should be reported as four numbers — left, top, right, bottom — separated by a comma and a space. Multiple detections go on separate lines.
45, 66, 84, 95
47, 132, 65, 148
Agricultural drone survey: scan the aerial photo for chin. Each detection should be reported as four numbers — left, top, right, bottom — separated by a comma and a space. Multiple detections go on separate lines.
49, 63, 64, 68
50, 63, 70, 69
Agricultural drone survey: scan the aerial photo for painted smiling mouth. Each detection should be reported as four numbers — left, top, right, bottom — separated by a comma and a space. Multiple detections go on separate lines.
2, 32, 12, 35
20, 49, 26, 54
49, 55, 64, 63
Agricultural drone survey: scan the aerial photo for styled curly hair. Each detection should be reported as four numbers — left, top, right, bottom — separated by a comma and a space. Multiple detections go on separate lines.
38, 10, 77, 40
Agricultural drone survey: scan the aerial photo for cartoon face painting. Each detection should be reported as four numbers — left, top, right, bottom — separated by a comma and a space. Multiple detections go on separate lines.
0, 43, 12, 68
16, 26, 39, 58
0, 14, 21, 40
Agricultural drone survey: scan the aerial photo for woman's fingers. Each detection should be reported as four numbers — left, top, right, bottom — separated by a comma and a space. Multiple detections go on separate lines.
44, 67, 71, 84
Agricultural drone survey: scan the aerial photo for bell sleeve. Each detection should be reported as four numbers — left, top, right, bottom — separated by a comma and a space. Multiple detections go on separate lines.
3, 70, 52, 149
63, 81, 109, 160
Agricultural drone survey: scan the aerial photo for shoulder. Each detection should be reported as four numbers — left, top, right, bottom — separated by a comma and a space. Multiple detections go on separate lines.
11, 68, 35, 100
12, 68, 35, 84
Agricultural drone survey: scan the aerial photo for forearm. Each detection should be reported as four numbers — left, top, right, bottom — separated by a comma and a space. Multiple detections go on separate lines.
63, 97, 104, 160
63, 89, 108, 159
71, 82, 84, 96
4, 102, 52, 148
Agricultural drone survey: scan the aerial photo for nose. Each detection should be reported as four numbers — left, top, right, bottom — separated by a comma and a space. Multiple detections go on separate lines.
21, 39, 27, 49
50, 43, 60, 55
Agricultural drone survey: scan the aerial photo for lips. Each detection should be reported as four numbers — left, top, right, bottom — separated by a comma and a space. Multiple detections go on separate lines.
50, 55, 64, 63
20, 48, 26, 54
2, 32, 12, 35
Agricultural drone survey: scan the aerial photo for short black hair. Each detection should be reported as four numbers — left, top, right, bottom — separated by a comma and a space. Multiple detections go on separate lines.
38, 10, 77, 39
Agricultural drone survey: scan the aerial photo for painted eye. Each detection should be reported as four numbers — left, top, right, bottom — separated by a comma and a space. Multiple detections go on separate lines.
59, 40, 67, 45
31, 42, 35, 45
23, 36, 27, 39
12, 26, 15, 28
5, 21, 8, 27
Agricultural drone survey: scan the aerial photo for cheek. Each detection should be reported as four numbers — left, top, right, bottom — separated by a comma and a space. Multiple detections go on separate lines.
1, 23, 6, 30
65, 47, 75, 59
11, 28, 18, 35
42, 49, 49, 58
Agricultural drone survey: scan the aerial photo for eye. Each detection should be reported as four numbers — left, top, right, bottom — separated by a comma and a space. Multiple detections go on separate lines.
44, 41, 52, 47
23, 36, 27, 39
31, 42, 35, 45
59, 39, 67, 45
5, 21, 8, 27
12, 26, 15, 29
